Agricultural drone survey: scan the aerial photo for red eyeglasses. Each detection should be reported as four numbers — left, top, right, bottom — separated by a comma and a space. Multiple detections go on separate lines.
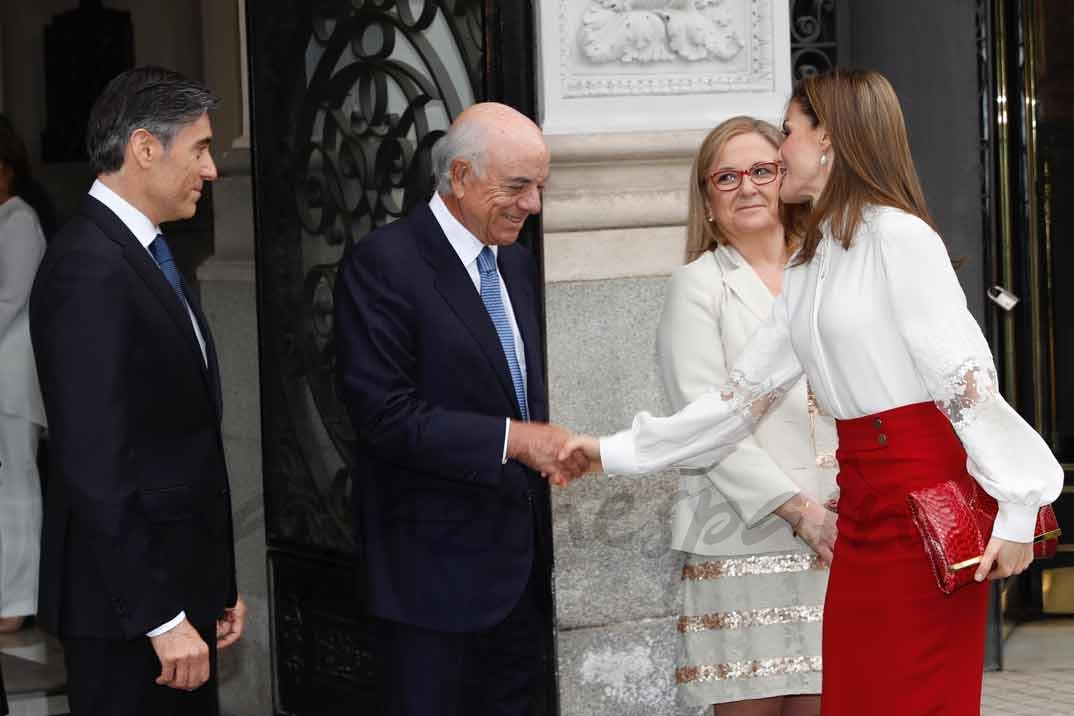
707, 161, 783, 192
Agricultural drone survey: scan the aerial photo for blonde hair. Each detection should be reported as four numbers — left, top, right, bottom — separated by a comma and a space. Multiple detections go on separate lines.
788, 68, 938, 266
685, 116, 799, 263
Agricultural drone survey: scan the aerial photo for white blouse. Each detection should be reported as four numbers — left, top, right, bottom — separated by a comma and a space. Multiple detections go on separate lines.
601, 206, 1063, 543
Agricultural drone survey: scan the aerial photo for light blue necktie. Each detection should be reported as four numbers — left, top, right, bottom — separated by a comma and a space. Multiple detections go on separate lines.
148, 234, 187, 308
477, 246, 528, 420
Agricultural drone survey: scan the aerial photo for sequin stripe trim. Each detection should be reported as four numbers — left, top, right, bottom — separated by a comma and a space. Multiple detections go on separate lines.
677, 657, 822, 685
682, 553, 825, 581
678, 606, 823, 633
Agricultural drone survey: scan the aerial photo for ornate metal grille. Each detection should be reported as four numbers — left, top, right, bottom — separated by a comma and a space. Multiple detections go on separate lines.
248, 1, 486, 711
789, 0, 839, 79
254, 0, 483, 558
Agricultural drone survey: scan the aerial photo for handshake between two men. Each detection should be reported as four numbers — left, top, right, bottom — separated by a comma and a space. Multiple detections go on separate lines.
506, 421, 601, 487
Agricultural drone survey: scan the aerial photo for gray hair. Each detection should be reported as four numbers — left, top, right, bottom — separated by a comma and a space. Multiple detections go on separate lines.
86, 66, 220, 175
431, 119, 488, 194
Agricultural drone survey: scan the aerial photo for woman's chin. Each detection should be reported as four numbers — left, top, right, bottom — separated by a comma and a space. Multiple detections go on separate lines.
779, 187, 812, 205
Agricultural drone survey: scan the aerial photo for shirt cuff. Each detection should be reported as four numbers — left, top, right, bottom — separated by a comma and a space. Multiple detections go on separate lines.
146, 611, 186, 637
992, 502, 1040, 543
501, 418, 510, 465
600, 430, 639, 475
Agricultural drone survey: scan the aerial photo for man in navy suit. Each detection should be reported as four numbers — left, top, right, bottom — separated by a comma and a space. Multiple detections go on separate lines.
335, 103, 586, 715
30, 67, 245, 715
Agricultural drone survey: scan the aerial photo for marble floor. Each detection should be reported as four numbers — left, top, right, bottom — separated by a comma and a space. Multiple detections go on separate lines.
0, 624, 67, 715
981, 618, 1074, 716
1, 618, 1072, 715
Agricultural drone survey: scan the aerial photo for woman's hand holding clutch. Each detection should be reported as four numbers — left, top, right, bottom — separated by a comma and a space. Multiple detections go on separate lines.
975, 537, 1033, 583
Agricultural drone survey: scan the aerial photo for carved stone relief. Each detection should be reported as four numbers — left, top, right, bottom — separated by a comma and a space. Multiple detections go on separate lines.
580, 0, 744, 64
561, 0, 773, 97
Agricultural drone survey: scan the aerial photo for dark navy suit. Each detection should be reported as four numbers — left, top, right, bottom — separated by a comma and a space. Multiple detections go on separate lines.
30, 195, 236, 715
335, 202, 551, 714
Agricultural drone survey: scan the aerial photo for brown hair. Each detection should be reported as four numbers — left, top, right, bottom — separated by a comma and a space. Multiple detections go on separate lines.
787, 68, 937, 266
685, 116, 803, 263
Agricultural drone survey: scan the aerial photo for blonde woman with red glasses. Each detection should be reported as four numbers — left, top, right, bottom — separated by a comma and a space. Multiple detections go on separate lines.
659, 116, 836, 716
561, 69, 1062, 714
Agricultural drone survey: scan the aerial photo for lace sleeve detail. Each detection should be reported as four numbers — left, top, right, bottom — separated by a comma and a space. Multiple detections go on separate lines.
933, 358, 1001, 430
720, 369, 790, 426
601, 291, 803, 475
877, 212, 1062, 542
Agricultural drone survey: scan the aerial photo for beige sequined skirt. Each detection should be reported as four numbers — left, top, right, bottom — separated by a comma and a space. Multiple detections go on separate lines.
676, 551, 828, 707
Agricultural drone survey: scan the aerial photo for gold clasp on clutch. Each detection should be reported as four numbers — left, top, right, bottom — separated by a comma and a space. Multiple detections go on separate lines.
948, 556, 982, 573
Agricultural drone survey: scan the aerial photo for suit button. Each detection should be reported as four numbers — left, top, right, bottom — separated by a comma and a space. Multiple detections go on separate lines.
218, 487, 229, 497
112, 598, 128, 617
877, 433, 888, 446
873, 418, 883, 429
466, 471, 478, 481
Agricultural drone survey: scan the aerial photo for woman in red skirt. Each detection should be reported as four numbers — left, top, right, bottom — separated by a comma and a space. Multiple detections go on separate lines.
561, 68, 1063, 714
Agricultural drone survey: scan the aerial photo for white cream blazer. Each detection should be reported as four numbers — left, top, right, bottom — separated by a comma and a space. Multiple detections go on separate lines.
0, 197, 46, 426
607, 207, 1063, 543
657, 245, 837, 557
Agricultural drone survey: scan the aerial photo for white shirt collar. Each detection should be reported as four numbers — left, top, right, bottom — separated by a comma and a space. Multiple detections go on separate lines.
88, 179, 162, 250
429, 191, 497, 268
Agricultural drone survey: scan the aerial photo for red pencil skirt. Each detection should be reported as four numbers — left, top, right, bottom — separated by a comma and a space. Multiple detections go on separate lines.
822, 401, 990, 715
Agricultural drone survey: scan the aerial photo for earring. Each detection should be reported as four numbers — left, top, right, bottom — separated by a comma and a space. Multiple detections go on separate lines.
705, 215, 714, 223
819, 153, 828, 166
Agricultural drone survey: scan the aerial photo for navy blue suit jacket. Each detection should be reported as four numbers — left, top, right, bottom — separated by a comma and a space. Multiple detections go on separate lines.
30, 196, 237, 640
335, 202, 551, 633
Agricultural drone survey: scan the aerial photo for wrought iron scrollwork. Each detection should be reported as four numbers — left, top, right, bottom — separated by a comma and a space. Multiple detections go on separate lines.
255, 0, 483, 555
296, 4, 482, 496
251, 1, 493, 710
789, 0, 837, 79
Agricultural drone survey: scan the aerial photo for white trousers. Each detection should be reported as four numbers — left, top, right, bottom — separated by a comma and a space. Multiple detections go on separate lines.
0, 412, 42, 617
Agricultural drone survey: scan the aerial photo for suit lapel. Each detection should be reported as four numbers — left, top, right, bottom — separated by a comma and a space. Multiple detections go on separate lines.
81, 197, 215, 400
414, 206, 522, 417
499, 246, 545, 422
717, 245, 775, 321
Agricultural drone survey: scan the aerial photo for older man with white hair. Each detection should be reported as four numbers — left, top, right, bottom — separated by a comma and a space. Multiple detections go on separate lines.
334, 103, 586, 715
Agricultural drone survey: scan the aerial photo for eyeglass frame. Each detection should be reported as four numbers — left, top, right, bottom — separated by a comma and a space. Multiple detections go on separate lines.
705, 161, 784, 192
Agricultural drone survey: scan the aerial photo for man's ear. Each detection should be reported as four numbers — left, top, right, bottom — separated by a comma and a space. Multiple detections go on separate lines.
128, 128, 159, 170
449, 158, 470, 199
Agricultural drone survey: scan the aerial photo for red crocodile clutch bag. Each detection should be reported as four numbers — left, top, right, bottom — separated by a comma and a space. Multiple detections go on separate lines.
906, 479, 1061, 594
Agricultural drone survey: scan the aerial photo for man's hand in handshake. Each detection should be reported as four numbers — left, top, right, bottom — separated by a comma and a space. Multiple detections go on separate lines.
507, 421, 595, 485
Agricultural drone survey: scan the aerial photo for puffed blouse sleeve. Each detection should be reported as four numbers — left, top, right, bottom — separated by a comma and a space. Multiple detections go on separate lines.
877, 211, 1063, 543
600, 287, 804, 475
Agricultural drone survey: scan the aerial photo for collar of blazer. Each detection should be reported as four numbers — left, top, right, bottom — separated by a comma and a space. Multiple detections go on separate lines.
713, 244, 776, 321
411, 203, 533, 420
79, 195, 219, 407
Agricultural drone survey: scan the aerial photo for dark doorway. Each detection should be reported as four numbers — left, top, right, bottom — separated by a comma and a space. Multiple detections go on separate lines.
985, 0, 1074, 625
245, 2, 548, 713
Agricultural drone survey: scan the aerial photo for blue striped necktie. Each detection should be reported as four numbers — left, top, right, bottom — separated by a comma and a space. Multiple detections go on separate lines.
477, 246, 528, 420
148, 234, 188, 308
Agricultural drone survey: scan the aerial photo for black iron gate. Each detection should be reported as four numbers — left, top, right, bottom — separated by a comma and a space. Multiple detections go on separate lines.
245, 2, 544, 713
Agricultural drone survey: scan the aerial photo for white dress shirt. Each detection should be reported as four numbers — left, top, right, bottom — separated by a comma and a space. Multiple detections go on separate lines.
89, 180, 207, 366
88, 180, 200, 637
602, 206, 1063, 543
429, 192, 527, 462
